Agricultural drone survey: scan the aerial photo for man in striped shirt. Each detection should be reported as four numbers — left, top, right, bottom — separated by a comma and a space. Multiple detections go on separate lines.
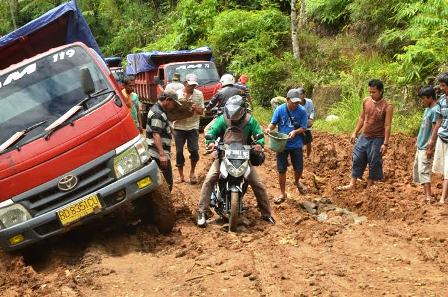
147, 90, 182, 191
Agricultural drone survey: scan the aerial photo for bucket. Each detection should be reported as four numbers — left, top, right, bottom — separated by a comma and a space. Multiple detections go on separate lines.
268, 131, 289, 152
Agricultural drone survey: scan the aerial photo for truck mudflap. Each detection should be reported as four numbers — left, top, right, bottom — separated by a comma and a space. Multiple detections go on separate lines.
0, 160, 162, 251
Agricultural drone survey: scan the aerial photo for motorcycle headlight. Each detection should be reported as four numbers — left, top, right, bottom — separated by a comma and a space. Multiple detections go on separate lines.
114, 137, 150, 179
225, 159, 249, 177
0, 204, 31, 229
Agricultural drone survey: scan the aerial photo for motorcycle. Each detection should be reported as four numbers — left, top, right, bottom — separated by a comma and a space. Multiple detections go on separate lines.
205, 134, 263, 232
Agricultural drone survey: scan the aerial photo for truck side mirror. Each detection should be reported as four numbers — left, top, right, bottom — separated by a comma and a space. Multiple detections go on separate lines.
154, 76, 162, 85
80, 67, 95, 95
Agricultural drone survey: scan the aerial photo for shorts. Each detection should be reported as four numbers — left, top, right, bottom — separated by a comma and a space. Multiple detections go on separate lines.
413, 149, 432, 184
276, 148, 303, 173
432, 137, 448, 178
351, 135, 384, 180
302, 130, 313, 145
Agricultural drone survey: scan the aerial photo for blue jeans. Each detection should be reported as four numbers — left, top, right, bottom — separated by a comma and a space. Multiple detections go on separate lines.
352, 135, 384, 180
276, 148, 303, 173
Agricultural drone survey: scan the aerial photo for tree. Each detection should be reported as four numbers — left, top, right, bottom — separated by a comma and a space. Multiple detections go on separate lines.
291, 0, 299, 59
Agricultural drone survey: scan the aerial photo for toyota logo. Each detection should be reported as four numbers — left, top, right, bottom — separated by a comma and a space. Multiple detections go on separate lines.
57, 175, 78, 191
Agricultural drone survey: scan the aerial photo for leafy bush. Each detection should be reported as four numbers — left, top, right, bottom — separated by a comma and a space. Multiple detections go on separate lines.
306, 0, 351, 26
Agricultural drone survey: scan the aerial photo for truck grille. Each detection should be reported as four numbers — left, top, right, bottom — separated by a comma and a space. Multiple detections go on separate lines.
21, 160, 115, 217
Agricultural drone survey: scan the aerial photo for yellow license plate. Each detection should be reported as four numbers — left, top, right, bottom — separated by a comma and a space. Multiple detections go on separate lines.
57, 194, 102, 226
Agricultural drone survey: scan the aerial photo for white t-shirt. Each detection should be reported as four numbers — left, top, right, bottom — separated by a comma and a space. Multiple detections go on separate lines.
173, 89, 204, 130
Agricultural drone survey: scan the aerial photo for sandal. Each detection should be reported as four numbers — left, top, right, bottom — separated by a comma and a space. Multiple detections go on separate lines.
274, 196, 286, 205
297, 181, 308, 195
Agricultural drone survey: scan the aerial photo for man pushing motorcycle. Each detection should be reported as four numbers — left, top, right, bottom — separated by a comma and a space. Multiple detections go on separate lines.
197, 95, 276, 228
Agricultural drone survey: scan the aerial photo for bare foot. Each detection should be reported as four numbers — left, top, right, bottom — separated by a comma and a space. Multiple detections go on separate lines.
439, 197, 447, 204
274, 195, 286, 204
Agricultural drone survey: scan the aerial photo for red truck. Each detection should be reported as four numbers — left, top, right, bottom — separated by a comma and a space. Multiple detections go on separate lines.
0, 0, 174, 251
126, 48, 221, 126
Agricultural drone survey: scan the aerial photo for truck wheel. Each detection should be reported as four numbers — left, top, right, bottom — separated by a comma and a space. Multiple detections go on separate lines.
148, 180, 175, 234
134, 180, 175, 234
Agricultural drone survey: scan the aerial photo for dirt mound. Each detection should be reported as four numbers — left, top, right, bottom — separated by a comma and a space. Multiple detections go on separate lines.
1, 132, 447, 296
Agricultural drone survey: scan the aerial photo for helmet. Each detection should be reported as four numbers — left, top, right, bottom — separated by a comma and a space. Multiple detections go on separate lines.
224, 95, 246, 121
250, 149, 265, 166
220, 74, 235, 87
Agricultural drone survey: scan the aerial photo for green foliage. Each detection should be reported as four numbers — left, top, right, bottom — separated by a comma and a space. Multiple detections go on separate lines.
306, 0, 350, 26
207, 9, 289, 70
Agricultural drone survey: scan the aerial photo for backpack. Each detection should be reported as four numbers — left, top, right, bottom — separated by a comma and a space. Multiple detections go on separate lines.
223, 114, 251, 145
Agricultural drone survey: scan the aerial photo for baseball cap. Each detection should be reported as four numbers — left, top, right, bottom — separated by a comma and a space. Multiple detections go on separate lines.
286, 89, 302, 103
172, 73, 181, 81
185, 73, 199, 86
162, 90, 182, 106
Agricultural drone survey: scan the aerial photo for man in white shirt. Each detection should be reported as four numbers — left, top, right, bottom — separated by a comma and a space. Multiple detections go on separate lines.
174, 73, 205, 184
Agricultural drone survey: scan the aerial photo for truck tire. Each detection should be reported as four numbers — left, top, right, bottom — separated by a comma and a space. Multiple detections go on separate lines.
148, 180, 175, 234
134, 180, 175, 234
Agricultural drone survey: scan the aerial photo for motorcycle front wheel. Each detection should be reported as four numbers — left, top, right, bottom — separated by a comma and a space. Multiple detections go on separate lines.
229, 192, 239, 232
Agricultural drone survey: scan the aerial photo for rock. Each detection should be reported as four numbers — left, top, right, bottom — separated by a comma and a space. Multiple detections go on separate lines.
175, 250, 187, 258
300, 201, 318, 214
241, 236, 253, 243
223, 275, 230, 280
353, 216, 367, 225
248, 275, 257, 281
317, 213, 328, 222
243, 271, 252, 277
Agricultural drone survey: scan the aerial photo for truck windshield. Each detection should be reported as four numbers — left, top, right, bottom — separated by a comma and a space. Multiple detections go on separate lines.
166, 62, 220, 85
0, 45, 111, 147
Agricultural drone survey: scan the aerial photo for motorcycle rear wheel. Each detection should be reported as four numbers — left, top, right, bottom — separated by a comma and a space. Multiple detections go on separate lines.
229, 192, 239, 232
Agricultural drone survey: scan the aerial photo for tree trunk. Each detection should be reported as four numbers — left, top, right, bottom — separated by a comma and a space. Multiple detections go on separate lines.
291, 0, 300, 59
299, 0, 306, 28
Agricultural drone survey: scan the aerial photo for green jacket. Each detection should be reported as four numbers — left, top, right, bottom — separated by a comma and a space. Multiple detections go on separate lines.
206, 115, 265, 146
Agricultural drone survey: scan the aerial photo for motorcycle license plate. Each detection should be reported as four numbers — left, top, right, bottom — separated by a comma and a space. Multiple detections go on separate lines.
57, 194, 102, 226
225, 150, 249, 159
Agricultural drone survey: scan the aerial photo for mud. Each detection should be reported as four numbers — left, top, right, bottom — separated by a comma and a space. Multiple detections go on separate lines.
1, 132, 447, 297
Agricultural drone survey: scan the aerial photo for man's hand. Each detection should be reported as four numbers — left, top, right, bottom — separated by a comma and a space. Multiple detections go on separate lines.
350, 132, 357, 144
288, 130, 297, 139
264, 128, 271, 135
380, 144, 388, 156
254, 144, 262, 152
206, 142, 216, 152
159, 154, 169, 168
307, 119, 314, 128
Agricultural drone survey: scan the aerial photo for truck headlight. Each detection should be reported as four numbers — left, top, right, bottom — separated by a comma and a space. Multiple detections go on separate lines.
114, 136, 150, 179
0, 204, 31, 229
114, 146, 142, 178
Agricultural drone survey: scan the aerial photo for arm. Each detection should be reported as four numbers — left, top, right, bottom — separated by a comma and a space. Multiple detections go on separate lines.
308, 100, 315, 127
152, 133, 168, 167
427, 117, 442, 159
206, 92, 220, 110
380, 104, 394, 155
205, 116, 226, 145
192, 93, 205, 115
351, 101, 366, 144
250, 117, 265, 148
265, 106, 280, 134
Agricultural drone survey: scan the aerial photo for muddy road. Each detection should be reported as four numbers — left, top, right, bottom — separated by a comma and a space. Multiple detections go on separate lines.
1, 132, 447, 297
